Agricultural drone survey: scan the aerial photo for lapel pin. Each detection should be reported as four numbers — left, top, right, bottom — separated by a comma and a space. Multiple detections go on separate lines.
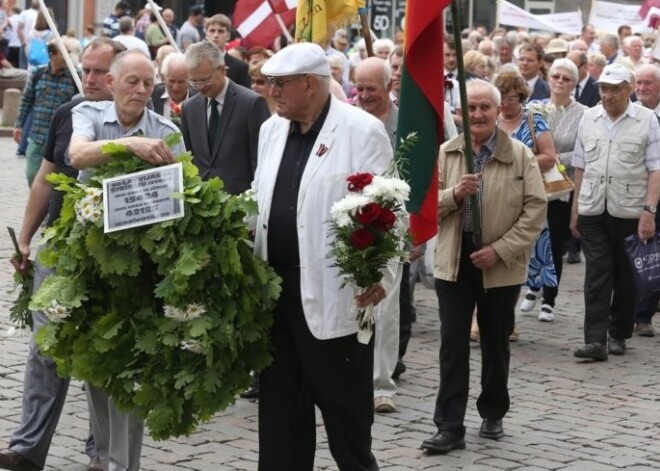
316, 143, 328, 157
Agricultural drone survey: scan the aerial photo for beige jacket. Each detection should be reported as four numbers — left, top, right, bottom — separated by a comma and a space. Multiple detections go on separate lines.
434, 128, 547, 289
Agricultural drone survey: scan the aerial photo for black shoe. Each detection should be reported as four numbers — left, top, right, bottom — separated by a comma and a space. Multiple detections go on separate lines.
608, 338, 626, 355
479, 418, 504, 440
0, 450, 41, 470
240, 383, 259, 399
392, 359, 406, 379
566, 251, 581, 264
420, 431, 465, 454
574, 342, 608, 361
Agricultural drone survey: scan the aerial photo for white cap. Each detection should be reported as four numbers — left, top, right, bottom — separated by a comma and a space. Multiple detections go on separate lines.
546, 38, 568, 54
145, 2, 162, 11
261, 43, 331, 77
596, 63, 632, 85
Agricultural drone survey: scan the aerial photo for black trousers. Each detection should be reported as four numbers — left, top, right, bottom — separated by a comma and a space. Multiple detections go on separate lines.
543, 199, 571, 306
432, 234, 519, 436
578, 212, 638, 344
258, 267, 378, 471
398, 262, 413, 359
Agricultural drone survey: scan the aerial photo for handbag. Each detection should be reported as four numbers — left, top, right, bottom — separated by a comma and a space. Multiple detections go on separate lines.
527, 113, 574, 201
624, 233, 660, 300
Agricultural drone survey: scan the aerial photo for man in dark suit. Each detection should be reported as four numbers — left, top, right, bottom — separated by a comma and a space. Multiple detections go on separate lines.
151, 52, 197, 117
181, 40, 270, 194
204, 14, 251, 89
518, 44, 550, 101
568, 51, 600, 108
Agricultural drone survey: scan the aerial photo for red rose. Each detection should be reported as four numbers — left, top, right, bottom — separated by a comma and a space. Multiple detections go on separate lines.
347, 172, 373, 192
375, 208, 396, 231
169, 101, 182, 116
356, 203, 383, 225
350, 228, 375, 250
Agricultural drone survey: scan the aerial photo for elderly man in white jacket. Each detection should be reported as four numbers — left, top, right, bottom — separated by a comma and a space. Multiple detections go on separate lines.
252, 42, 396, 471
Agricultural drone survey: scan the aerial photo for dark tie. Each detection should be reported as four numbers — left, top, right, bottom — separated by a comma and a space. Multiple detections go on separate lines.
208, 98, 220, 151
574, 84, 580, 100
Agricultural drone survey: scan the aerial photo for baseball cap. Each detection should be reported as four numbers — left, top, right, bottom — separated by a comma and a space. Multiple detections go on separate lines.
596, 63, 632, 85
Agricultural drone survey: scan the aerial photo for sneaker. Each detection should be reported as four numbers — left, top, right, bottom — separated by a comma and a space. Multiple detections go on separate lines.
634, 323, 656, 337
538, 304, 555, 322
519, 290, 540, 312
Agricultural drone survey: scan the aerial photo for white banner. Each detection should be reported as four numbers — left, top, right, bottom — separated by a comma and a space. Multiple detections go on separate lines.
589, 0, 648, 34
497, 0, 583, 35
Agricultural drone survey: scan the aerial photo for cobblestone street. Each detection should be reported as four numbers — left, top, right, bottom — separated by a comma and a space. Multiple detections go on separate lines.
1, 137, 660, 470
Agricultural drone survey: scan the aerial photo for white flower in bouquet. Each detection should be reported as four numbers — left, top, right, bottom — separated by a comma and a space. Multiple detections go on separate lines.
330, 193, 371, 227
164, 303, 207, 321
44, 300, 71, 323
75, 191, 103, 224
363, 175, 411, 202
180, 340, 204, 354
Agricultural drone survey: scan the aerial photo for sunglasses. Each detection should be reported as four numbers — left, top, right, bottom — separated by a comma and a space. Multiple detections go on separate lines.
550, 74, 573, 83
251, 78, 267, 86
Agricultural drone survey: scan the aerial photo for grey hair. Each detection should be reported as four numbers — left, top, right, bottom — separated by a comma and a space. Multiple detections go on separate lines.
373, 38, 395, 55
623, 35, 643, 48
109, 49, 153, 77
467, 78, 501, 106
185, 40, 225, 71
549, 58, 579, 83
161, 52, 186, 78
601, 34, 619, 49
636, 63, 660, 81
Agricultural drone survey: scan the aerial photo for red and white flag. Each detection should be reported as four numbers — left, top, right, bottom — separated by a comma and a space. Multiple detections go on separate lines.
234, 0, 296, 49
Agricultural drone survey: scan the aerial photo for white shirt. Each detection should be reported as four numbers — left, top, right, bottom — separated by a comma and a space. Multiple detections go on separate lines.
160, 88, 190, 120
207, 80, 229, 124
6, 14, 20, 47
18, 8, 38, 44
576, 75, 590, 99
526, 75, 539, 93
113, 34, 150, 58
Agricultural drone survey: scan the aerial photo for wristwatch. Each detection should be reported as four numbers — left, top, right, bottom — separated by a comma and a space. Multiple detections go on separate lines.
643, 205, 657, 214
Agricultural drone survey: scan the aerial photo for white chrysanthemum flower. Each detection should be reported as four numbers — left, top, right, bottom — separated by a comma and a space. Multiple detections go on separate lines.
330, 194, 371, 224
241, 188, 257, 202
185, 303, 206, 320
164, 305, 187, 321
364, 176, 410, 202
44, 300, 71, 323
180, 340, 204, 354
133, 382, 142, 392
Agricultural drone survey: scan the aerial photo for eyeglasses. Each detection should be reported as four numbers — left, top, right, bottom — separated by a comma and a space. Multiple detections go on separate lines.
187, 66, 222, 87
251, 78, 267, 86
502, 95, 521, 103
550, 74, 573, 83
267, 75, 305, 89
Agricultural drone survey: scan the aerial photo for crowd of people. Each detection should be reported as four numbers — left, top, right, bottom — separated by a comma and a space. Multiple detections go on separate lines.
2, 1, 660, 470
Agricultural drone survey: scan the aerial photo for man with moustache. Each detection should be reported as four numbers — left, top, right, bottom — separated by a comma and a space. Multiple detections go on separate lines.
69, 49, 185, 470
4, 38, 127, 471
181, 41, 269, 194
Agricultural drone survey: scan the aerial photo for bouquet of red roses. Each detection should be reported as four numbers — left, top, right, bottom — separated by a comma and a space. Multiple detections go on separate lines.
329, 172, 409, 343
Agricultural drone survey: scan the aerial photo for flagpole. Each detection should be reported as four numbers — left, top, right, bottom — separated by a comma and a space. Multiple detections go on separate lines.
273, 12, 294, 42
37, 0, 83, 96
450, 0, 481, 248
359, 3, 375, 57
146, 0, 181, 54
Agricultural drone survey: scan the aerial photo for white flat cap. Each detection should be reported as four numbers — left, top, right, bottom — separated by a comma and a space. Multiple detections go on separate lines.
597, 63, 632, 85
261, 43, 331, 77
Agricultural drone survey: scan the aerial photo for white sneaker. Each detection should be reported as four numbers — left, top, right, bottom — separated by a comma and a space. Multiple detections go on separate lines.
538, 304, 555, 322
519, 290, 540, 312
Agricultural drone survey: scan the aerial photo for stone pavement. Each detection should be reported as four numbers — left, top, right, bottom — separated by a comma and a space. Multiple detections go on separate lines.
1, 136, 659, 470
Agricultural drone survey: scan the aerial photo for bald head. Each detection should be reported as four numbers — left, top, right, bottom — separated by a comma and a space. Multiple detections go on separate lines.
635, 64, 660, 109
354, 57, 392, 120
567, 50, 588, 81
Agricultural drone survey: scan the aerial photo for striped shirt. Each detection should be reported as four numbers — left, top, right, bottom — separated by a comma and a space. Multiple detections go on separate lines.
16, 64, 79, 146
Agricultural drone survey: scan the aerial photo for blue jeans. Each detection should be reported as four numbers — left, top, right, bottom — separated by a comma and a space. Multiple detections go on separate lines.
18, 111, 33, 155
636, 292, 659, 325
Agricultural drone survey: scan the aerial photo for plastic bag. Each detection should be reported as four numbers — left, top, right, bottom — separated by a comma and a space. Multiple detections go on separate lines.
28, 36, 49, 67
624, 233, 660, 300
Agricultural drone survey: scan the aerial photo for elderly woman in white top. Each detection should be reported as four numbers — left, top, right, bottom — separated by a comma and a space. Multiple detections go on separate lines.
522, 58, 588, 321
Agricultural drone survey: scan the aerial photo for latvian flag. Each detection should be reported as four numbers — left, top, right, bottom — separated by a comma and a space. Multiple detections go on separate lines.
235, 0, 297, 48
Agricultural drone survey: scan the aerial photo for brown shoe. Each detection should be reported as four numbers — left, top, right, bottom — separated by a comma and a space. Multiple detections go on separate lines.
0, 450, 41, 471
87, 456, 103, 471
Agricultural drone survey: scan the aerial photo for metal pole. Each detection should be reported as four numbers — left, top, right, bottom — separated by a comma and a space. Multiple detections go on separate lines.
37, 0, 83, 96
450, 0, 481, 247
146, 0, 181, 54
